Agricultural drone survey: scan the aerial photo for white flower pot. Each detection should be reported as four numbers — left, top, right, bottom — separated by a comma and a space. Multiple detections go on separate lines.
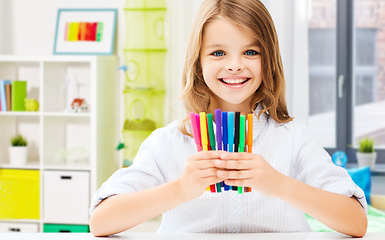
9, 146, 28, 165
356, 152, 377, 170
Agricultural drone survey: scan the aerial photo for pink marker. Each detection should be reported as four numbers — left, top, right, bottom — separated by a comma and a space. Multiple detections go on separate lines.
195, 114, 202, 151
189, 112, 202, 151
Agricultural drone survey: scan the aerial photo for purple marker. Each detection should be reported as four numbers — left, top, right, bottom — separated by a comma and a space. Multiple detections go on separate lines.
222, 112, 228, 151
215, 109, 222, 150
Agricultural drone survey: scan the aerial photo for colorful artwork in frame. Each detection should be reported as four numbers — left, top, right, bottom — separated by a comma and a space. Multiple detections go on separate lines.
54, 9, 117, 55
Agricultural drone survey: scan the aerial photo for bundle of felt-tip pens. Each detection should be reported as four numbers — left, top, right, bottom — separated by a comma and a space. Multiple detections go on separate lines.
189, 109, 253, 194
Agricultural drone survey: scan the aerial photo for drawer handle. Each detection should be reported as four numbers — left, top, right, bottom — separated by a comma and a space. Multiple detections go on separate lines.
61, 176, 72, 180
9, 228, 21, 232
60, 230, 71, 233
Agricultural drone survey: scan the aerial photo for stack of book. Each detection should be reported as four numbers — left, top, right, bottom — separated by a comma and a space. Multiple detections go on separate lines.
0, 80, 27, 112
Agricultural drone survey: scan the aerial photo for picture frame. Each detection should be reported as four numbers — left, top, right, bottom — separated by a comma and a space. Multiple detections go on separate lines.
53, 9, 117, 55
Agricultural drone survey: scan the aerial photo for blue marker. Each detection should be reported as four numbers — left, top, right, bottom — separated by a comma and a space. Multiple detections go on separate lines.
221, 112, 230, 191
222, 112, 228, 151
227, 112, 235, 191
228, 112, 234, 153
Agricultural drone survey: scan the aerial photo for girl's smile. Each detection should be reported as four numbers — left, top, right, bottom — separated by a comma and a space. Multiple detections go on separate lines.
200, 16, 263, 113
218, 76, 251, 88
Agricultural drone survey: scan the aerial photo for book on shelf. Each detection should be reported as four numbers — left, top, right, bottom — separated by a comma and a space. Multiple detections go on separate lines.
0, 80, 12, 111
11, 81, 27, 111
5, 84, 11, 111
0, 80, 28, 112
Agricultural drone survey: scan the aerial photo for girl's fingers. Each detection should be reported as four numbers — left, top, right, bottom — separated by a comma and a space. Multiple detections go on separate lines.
203, 176, 226, 185
214, 159, 253, 170
195, 150, 227, 160
216, 169, 254, 179
194, 159, 217, 169
196, 167, 218, 178
219, 152, 254, 160
224, 179, 251, 186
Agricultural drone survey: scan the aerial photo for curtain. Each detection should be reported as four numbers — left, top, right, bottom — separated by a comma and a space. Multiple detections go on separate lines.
261, 0, 310, 125
166, 0, 203, 123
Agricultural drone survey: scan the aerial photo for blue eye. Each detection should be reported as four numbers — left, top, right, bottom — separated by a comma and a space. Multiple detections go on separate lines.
245, 50, 258, 56
212, 51, 225, 57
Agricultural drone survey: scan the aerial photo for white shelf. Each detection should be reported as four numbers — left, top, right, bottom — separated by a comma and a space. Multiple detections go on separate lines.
43, 112, 91, 117
0, 161, 40, 170
43, 163, 91, 171
0, 112, 40, 116
0, 55, 118, 231
0, 219, 40, 224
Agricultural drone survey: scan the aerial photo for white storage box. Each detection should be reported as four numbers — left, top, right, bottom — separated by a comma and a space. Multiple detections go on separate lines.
43, 170, 90, 224
0, 222, 39, 233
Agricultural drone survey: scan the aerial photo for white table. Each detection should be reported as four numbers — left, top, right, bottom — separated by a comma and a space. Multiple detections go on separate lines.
0, 232, 384, 240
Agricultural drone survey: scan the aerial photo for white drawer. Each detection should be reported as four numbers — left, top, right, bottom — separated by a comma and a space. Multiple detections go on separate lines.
43, 171, 90, 224
0, 222, 39, 233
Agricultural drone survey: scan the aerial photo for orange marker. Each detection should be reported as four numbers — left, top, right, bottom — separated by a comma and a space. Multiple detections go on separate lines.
247, 114, 253, 153
244, 114, 253, 192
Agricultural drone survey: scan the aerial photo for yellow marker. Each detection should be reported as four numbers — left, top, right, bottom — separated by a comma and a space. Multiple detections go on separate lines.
199, 112, 208, 151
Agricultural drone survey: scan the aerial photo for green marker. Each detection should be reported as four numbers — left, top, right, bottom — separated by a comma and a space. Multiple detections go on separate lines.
207, 114, 216, 150
207, 114, 222, 192
238, 114, 246, 194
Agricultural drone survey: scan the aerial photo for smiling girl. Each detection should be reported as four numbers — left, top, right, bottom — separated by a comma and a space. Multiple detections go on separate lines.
89, 0, 367, 237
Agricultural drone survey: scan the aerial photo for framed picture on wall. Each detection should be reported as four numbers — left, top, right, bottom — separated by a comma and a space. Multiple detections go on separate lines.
53, 9, 117, 55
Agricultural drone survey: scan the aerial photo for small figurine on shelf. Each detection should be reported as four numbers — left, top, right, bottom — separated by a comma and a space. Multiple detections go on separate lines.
61, 69, 88, 112
54, 147, 90, 165
24, 98, 39, 111
70, 98, 88, 113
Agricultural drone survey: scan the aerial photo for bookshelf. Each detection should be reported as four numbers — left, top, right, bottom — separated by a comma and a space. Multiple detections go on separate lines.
0, 55, 118, 232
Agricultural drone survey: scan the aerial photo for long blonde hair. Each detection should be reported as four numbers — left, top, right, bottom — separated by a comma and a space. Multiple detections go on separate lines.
178, 0, 293, 136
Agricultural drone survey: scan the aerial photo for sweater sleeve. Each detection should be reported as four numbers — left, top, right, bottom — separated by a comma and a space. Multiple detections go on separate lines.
89, 133, 166, 216
292, 124, 367, 213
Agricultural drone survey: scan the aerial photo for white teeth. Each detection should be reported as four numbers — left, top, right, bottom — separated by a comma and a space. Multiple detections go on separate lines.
222, 78, 248, 84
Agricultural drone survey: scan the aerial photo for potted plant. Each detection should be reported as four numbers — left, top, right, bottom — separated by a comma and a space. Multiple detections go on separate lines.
356, 137, 376, 170
9, 134, 28, 165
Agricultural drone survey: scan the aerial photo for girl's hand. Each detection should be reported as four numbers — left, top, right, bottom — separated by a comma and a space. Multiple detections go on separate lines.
178, 151, 226, 201
214, 152, 288, 198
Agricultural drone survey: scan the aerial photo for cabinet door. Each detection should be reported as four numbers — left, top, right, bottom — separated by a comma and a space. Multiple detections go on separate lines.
0, 169, 40, 219
43, 171, 89, 224
0, 222, 39, 233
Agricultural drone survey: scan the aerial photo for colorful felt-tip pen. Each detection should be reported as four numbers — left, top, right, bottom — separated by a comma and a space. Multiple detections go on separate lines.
228, 112, 234, 152
234, 112, 240, 153
246, 113, 254, 192
222, 112, 228, 151
207, 114, 216, 151
199, 113, 208, 150
215, 109, 222, 151
189, 112, 202, 152
238, 114, 246, 194
247, 114, 253, 153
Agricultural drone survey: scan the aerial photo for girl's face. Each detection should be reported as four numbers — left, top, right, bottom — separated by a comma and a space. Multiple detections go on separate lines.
200, 17, 263, 113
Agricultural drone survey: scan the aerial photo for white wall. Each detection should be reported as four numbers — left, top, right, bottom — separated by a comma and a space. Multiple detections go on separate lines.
165, 0, 203, 123
2, 0, 125, 55
0, 0, 4, 53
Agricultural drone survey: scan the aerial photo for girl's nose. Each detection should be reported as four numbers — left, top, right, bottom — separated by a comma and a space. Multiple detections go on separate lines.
228, 66, 242, 72
227, 58, 243, 72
